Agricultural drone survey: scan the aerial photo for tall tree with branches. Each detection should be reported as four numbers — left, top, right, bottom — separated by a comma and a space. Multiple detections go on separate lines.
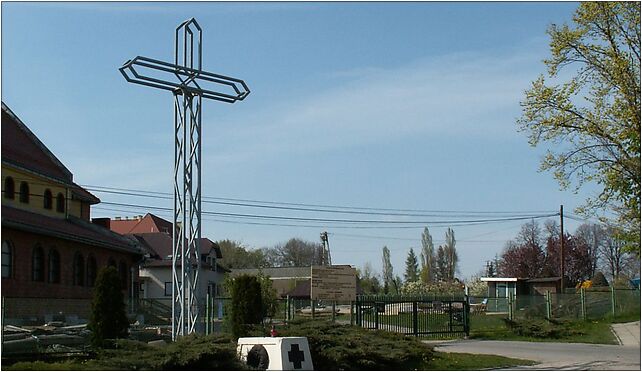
381, 246, 395, 294
518, 2, 641, 254
404, 248, 419, 283
444, 228, 459, 280
420, 227, 435, 283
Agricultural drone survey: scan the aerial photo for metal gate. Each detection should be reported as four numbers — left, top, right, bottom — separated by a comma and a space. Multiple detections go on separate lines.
355, 295, 469, 338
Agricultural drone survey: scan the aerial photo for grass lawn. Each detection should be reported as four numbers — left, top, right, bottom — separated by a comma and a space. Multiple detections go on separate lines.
428, 351, 536, 370
468, 313, 641, 344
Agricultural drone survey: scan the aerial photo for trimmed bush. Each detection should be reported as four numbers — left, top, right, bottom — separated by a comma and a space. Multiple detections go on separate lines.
276, 320, 433, 370
230, 274, 263, 338
88, 267, 129, 347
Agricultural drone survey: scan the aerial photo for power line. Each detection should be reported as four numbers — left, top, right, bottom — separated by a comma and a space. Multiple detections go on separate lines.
99, 200, 559, 226
82, 184, 558, 216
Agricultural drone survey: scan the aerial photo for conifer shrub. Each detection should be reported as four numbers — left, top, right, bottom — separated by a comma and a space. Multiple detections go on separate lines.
230, 274, 263, 338
88, 267, 129, 347
276, 320, 433, 370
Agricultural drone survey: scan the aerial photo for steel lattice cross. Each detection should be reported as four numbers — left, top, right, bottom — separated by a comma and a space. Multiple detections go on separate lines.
119, 18, 249, 340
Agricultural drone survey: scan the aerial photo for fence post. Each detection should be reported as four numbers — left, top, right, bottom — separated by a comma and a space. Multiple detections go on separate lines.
580, 288, 586, 321
375, 304, 379, 330
507, 292, 513, 321
350, 301, 354, 326
332, 301, 336, 323
611, 286, 616, 317
205, 293, 210, 335
311, 299, 315, 319
545, 291, 552, 320
412, 301, 418, 337
464, 300, 470, 337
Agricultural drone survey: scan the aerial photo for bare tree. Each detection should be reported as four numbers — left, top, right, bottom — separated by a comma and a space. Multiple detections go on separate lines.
600, 227, 635, 282
575, 223, 605, 278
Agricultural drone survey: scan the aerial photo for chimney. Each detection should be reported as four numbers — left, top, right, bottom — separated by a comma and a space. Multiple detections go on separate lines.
92, 218, 111, 229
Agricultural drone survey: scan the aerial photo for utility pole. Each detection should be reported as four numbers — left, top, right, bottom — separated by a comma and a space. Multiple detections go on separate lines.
560, 205, 564, 292
320, 231, 331, 266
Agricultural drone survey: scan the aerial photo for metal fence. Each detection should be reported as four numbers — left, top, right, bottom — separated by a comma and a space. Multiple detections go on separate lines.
467, 287, 640, 322
354, 295, 469, 338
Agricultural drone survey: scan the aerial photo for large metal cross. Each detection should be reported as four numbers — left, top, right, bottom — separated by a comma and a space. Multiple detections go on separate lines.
119, 18, 249, 340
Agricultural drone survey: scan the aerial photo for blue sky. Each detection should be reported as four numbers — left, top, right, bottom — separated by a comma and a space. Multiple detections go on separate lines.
2, 1, 600, 280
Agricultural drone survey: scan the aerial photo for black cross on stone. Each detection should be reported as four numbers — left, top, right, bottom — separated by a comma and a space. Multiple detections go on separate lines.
287, 344, 306, 369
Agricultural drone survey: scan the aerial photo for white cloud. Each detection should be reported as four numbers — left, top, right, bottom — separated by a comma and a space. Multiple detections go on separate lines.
205, 46, 547, 166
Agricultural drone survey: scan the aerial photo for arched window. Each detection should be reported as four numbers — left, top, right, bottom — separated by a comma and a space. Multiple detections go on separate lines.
118, 261, 128, 290
73, 252, 85, 286
32, 245, 44, 281
48, 249, 60, 283
56, 193, 65, 213
43, 189, 53, 210
2, 240, 13, 278
19, 182, 29, 204
4, 177, 15, 200
87, 255, 97, 287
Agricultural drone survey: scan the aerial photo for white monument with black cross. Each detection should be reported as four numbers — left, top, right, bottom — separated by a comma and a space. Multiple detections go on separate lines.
119, 18, 249, 340
237, 336, 314, 371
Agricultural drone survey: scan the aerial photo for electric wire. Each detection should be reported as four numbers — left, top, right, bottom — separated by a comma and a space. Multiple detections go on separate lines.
81, 184, 558, 216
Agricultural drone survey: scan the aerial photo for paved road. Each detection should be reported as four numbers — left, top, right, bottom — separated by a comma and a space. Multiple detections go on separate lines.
432, 339, 640, 370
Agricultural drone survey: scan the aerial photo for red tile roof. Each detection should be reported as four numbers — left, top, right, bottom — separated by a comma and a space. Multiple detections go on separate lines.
110, 213, 173, 235
2, 205, 141, 255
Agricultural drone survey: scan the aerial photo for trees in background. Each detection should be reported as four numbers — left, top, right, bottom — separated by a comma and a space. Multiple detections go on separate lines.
434, 228, 459, 282
498, 219, 639, 286
444, 228, 458, 280
518, 2, 640, 255
263, 238, 324, 267
404, 248, 419, 283
357, 262, 381, 295
217, 238, 326, 269
217, 239, 268, 269
381, 246, 396, 294
419, 227, 435, 284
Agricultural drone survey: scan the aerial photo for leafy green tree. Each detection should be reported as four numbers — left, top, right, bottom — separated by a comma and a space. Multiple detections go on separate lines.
518, 2, 640, 254
435, 246, 447, 282
217, 239, 267, 269
357, 262, 381, 294
420, 227, 435, 283
404, 248, 419, 283
230, 275, 263, 339
381, 246, 394, 294
88, 267, 129, 347
444, 228, 459, 280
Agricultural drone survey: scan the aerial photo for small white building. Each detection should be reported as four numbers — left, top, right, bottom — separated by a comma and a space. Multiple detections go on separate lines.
107, 214, 229, 300
134, 233, 228, 299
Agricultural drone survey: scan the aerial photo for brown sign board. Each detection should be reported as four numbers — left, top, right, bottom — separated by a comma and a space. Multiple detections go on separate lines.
310, 265, 357, 302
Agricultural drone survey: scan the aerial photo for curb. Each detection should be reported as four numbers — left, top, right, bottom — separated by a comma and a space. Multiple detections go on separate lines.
610, 325, 624, 346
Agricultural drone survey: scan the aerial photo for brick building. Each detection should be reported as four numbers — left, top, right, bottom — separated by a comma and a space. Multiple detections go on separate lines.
1, 103, 142, 324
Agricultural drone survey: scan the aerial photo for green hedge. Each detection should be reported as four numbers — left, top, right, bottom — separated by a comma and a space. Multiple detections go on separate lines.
274, 320, 433, 370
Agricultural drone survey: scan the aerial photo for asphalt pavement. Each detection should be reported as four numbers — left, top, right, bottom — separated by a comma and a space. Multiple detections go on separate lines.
430, 321, 641, 370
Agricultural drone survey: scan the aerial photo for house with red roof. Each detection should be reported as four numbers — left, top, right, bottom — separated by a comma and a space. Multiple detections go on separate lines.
106, 213, 228, 300
1, 102, 143, 325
